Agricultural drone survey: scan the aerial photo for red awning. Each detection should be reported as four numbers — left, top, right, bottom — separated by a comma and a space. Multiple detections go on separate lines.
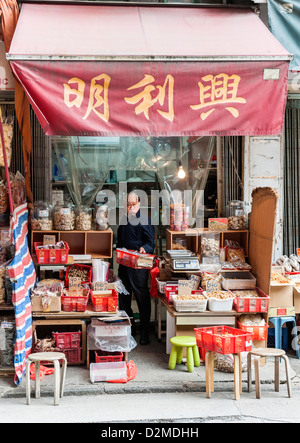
7, 3, 292, 137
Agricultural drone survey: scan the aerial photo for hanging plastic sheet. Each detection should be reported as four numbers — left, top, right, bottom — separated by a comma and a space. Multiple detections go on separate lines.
268, 0, 300, 71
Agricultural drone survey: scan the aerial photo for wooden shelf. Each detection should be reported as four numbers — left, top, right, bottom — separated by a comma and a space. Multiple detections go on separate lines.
166, 228, 249, 257
31, 229, 113, 259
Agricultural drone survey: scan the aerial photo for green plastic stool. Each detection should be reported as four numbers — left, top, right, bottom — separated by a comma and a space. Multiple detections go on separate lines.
169, 336, 200, 373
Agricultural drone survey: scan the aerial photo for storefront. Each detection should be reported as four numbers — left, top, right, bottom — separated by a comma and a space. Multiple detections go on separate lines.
0, 2, 295, 385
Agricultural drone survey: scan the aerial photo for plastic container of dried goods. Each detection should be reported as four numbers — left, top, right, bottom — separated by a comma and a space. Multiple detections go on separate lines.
53, 201, 75, 231
200, 232, 220, 257
221, 271, 256, 290
31, 201, 53, 231
90, 361, 127, 383
226, 200, 248, 230
205, 290, 234, 311
75, 206, 92, 231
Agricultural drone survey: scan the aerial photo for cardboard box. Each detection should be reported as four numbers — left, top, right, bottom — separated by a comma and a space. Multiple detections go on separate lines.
31, 295, 61, 313
268, 306, 295, 317
294, 285, 300, 314
269, 284, 294, 308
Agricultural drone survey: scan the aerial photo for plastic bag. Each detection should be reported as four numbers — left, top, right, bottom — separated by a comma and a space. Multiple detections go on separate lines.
214, 352, 248, 373
87, 323, 137, 353
107, 360, 137, 384
0, 116, 14, 168
10, 171, 26, 209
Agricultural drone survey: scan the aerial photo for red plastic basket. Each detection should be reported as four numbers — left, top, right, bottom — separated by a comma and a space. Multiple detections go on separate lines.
194, 326, 254, 355
91, 289, 118, 312
237, 321, 269, 341
52, 331, 81, 350
61, 289, 89, 312
116, 249, 155, 269
65, 264, 92, 287
34, 242, 69, 264
63, 348, 82, 364
232, 287, 270, 313
95, 350, 123, 363
164, 284, 178, 303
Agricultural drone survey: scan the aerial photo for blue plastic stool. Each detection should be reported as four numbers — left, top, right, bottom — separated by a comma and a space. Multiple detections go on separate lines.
269, 316, 300, 359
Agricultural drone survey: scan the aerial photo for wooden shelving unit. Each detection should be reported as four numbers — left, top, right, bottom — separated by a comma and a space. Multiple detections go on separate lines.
166, 228, 249, 257
31, 229, 113, 259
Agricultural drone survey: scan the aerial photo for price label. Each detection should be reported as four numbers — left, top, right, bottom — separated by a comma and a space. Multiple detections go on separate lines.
94, 281, 108, 291
189, 274, 201, 289
178, 280, 193, 296
69, 276, 81, 293
206, 278, 222, 293
43, 235, 56, 246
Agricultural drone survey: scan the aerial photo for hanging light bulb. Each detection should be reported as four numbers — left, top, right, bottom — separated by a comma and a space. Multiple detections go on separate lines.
177, 161, 186, 179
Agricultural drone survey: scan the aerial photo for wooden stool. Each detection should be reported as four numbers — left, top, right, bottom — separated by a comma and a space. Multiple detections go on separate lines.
169, 336, 200, 373
247, 348, 292, 399
26, 352, 67, 406
205, 351, 242, 400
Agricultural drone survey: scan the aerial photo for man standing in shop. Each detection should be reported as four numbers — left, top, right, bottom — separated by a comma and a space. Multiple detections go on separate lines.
117, 191, 155, 345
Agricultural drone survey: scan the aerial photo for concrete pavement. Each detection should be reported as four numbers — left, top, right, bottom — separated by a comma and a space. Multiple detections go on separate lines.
1, 333, 300, 423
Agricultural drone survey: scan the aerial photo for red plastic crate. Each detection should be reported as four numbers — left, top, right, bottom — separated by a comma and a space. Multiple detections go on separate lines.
95, 350, 123, 363
194, 326, 254, 355
164, 284, 203, 304
34, 242, 69, 264
52, 331, 81, 350
232, 287, 270, 313
64, 348, 82, 364
116, 249, 155, 269
61, 289, 89, 312
164, 284, 178, 303
237, 321, 269, 341
91, 290, 118, 312
65, 264, 92, 287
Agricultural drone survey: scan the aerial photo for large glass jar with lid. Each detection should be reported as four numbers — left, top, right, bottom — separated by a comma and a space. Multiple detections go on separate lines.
225, 200, 248, 230
53, 201, 75, 231
94, 204, 109, 231
75, 206, 92, 231
31, 201, 53, 231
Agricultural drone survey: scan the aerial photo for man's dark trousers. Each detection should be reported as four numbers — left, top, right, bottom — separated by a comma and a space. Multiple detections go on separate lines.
118, 264, 151, 335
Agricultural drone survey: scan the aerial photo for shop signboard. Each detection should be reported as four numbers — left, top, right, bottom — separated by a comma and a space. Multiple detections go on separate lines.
7, 3, 291, 137
9, 59, 289, 137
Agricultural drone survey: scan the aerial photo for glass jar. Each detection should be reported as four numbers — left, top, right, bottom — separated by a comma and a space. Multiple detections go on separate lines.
75, 206, 92, 231
53, 201, 75, 231
226, 200, 248, 230
94, 204, 109, 231
31, 201, 53, 231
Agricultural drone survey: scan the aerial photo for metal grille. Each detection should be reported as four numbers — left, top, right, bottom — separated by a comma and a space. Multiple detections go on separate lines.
0, 100, 51, 203
222, 136, 244, 211
283, 103, 300, 255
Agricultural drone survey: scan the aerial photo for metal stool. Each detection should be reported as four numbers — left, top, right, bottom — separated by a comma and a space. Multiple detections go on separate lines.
269, 316, 300, 359
247, 348, 292, 399
26, 352, 67, 406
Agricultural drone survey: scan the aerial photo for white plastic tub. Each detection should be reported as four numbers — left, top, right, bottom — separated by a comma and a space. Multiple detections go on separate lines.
172, 294, 207, 312
90, 361, 127, 383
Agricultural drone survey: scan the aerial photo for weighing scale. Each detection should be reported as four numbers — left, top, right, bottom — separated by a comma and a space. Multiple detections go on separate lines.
167, 251, 200, 271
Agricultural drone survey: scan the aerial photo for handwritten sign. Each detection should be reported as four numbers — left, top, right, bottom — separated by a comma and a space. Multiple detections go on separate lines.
178, 280, 193, 296
69, 276, 82, 294
189, 275, 201, 290
43, 234, 56, 246
93, 281, 108, 291
206, 278, 222, 293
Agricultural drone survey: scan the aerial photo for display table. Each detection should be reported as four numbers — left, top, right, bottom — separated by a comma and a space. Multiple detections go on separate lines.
157, 294, 266, 355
